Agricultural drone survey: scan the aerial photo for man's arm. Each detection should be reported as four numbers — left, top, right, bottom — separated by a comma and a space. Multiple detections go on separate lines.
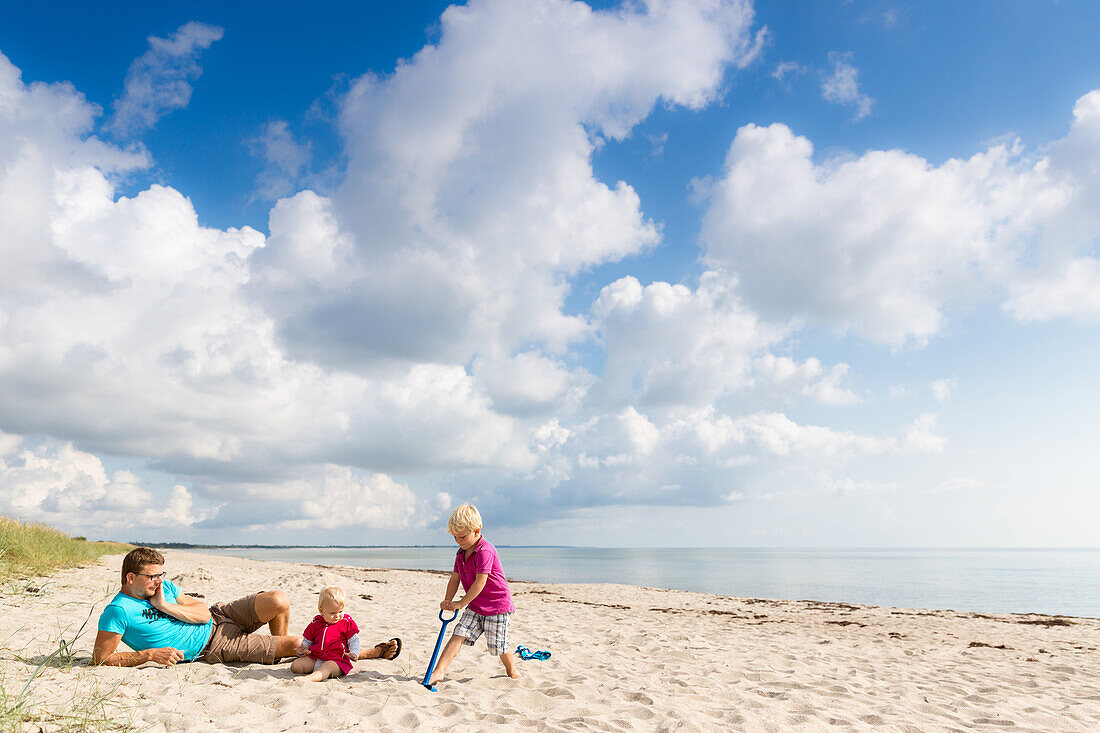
151, 587, 212, 624
92, 630, 183, 667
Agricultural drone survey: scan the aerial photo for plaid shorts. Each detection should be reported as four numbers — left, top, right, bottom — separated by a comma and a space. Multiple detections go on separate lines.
453, 609, 512, 656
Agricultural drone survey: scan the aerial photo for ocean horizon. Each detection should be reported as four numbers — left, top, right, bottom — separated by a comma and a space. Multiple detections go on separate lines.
177, 546, 1100, 619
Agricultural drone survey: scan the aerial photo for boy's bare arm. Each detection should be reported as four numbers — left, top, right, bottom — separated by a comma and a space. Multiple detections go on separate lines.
453, 573, 488, 609
440, 572, 461, 610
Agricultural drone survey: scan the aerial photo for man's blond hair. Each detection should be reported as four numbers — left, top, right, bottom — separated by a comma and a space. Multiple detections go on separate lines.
447, 504, 483, 534
319, 586, 346, 610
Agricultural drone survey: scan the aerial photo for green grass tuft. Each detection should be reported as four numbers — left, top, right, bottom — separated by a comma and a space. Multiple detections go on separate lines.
0, 516, 132, 583
0, 519, 138, 731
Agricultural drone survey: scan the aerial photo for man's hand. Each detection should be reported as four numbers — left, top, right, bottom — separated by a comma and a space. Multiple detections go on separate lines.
148, 590, 211, 624
146, 647, 184, 666
149, 582, 167, 611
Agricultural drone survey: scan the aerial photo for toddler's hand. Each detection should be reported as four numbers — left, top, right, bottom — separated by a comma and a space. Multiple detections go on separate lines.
440, 600, 459, 612
295, 642, 309, 657
344, 651, 356, 660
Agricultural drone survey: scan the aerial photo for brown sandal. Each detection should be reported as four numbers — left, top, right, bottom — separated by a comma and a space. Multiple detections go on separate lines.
374, 637, 401, 660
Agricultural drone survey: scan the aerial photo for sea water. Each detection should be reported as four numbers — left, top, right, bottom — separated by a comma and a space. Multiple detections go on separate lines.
184, 546, 1100, 618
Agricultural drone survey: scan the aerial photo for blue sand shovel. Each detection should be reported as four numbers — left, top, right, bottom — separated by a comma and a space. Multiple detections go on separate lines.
421, 609, 459, 691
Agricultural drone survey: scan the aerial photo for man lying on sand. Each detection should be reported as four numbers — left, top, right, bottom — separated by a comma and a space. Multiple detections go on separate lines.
92, 547, 401, 667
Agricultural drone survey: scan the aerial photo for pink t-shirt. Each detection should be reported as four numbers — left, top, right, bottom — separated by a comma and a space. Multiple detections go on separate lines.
454, 538, 514, 615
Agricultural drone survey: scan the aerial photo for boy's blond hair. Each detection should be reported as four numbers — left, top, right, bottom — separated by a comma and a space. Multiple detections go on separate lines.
318, 586, 346, 610
447, 504, 483, 535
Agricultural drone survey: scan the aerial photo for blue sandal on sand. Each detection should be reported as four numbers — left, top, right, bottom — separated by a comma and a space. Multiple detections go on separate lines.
516, 645, 550, 660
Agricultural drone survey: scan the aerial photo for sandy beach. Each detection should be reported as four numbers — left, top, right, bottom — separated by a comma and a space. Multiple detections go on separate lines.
1, 550, 1098, 732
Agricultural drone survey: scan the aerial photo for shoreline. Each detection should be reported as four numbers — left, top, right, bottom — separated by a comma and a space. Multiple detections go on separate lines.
1, 550, 1098, 731
178, 545, 1100, 619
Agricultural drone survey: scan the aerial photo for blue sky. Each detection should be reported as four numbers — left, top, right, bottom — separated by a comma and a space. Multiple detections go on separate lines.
1, 0, 1098, 546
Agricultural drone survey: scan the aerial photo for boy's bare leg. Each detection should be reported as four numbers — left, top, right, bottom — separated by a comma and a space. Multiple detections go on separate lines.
427, 635, 465, 686
296, 660, 342, 682
290, 656, 314, 676
499, 651, 521, 679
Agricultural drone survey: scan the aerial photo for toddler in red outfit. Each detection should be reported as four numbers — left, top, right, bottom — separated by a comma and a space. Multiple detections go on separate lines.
290, 586, 360, 682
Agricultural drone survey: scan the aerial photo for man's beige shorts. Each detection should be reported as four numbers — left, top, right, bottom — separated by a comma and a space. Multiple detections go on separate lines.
196, 592, 278, 665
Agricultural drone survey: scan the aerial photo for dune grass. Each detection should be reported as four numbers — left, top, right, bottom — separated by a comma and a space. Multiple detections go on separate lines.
0, 517, 138, 731
1, 607, 140, 732
0, 673, 138, 732
0, 515, 132, 584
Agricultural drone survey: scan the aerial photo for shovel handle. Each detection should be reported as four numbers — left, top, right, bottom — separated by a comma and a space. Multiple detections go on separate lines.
422, 609, 460, 690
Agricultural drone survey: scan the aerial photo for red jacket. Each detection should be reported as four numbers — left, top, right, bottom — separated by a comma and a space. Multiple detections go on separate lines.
302, 614, 359, 674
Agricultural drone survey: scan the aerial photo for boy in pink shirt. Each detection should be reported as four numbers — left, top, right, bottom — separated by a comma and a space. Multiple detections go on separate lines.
427, 504, 519, 686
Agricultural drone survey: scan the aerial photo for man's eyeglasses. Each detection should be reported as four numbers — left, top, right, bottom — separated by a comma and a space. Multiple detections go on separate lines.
134, 572, 166, 580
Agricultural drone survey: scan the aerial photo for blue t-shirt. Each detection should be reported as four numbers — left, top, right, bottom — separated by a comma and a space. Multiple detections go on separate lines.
98, 580, 213, 661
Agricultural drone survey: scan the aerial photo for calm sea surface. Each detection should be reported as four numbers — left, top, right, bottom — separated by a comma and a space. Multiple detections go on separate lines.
184, 547, 1100, 618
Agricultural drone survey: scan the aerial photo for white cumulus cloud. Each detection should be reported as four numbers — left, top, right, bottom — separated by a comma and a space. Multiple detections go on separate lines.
0, 2, 972, 536
592, 271, 786, 411
699, 122, 1061, 344
487, 405, 946, 512
108, 21, 224, 136
821, 51, 873, 119
753, 354, 859, 405
931, 378, 956, 402
771, 60, 805, 84
700, 89, 1100, 345
254, 0, 764, 368
195, 465, 443, 532
247, 119, 313, 201
0, 432, 209, 532
0, 53, 528, 504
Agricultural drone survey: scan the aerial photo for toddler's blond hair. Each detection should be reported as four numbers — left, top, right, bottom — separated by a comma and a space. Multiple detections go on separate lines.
318, 586, 346, 610
447, 504, 483, 534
